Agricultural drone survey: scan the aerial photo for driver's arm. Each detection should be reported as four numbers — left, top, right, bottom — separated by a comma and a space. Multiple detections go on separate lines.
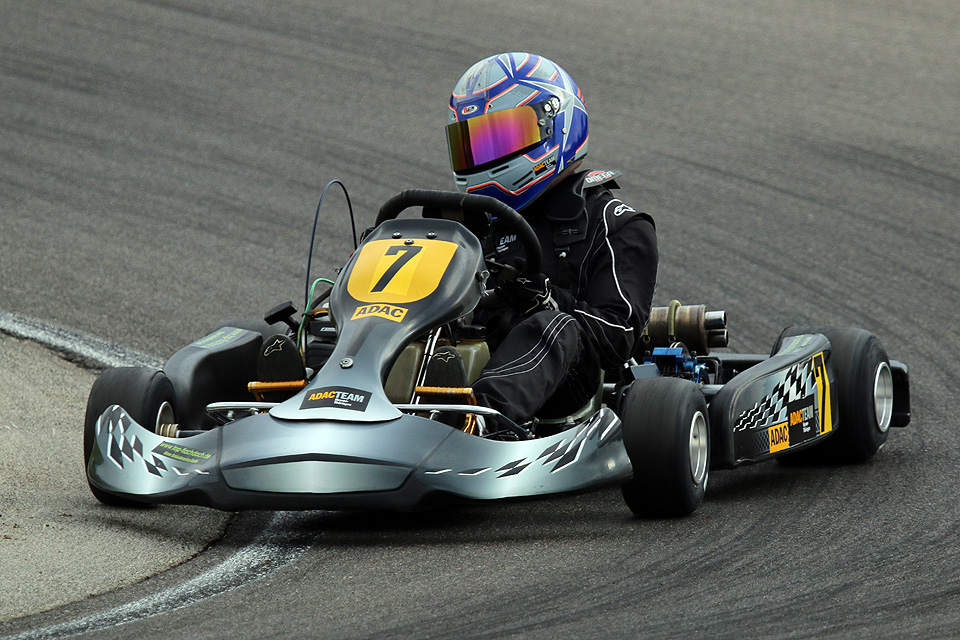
549, 198, 658, 369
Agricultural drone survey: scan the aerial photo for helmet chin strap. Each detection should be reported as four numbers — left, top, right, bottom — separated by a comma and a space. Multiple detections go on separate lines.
556, 160, 583, 181
540, 160, 583, 196
514, 160, 584, 213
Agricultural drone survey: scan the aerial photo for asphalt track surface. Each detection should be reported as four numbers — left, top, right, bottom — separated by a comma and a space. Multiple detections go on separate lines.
1, 1, 959, 638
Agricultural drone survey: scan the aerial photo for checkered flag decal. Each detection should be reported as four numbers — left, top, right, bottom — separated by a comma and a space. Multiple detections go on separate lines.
98, 405, 171, 477
426, 408, 622, 478
101, 407, 139, 468
734, 360, 817, 431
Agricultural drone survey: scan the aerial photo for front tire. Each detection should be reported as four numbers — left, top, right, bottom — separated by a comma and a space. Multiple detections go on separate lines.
620, 377, 710, 517
83, 367, 176, 506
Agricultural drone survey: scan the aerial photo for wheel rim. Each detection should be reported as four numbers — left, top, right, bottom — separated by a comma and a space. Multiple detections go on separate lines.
689, 411, 708, 485
873, 362, 893, 433
156, 401, 176, 433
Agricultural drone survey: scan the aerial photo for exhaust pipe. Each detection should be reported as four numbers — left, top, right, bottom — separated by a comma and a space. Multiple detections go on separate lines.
643, 302, 729, 354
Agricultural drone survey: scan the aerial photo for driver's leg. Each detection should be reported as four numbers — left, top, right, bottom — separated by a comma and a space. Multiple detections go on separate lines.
472, 310, 596, 425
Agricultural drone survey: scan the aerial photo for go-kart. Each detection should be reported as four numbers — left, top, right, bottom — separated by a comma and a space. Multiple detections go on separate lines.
84, 190, 911, 517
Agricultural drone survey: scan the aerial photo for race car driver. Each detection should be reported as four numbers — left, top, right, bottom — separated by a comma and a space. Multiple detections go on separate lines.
442, 52, 659, 429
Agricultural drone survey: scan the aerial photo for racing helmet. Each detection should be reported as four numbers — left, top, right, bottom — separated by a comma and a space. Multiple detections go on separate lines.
446, 52, 588, 212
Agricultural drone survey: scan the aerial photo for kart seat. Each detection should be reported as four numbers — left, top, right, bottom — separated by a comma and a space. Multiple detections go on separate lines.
249, 334, 307, 402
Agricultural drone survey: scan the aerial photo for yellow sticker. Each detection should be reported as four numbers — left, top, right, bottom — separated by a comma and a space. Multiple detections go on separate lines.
350, 303, 408, 323
811, 352, 833, 433
347, 239, 459, 304
769, 422, 790, 453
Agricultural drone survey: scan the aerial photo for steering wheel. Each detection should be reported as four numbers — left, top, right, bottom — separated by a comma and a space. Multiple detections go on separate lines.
375, 190, 542, 276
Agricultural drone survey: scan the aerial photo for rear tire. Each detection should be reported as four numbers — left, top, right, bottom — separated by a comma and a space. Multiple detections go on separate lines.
773, 326, 892, 463
83, 367, 176, 506
620, 377, 709, 517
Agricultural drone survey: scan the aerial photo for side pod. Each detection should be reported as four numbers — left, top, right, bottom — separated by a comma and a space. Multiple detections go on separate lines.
708, 334, 833, 469
164, 327, 264, 429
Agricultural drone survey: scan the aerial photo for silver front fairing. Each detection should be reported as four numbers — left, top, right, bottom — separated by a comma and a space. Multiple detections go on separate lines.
88, 405, 225, 504
409, 408, 630, 500
87, 216, 630, 510
87, 405, 629, 511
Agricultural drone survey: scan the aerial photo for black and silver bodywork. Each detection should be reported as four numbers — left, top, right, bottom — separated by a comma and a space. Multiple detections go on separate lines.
85, 190, 911, 516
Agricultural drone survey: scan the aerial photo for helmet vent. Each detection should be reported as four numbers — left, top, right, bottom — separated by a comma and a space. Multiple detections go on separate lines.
490, 163, 511, 176
513, 171, 533, 187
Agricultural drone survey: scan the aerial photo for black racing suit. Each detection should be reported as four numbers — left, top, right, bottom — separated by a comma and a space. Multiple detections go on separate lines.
472, 170, 659, 424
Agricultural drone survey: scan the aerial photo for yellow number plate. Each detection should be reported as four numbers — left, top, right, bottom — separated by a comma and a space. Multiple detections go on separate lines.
347, 239, 459, 304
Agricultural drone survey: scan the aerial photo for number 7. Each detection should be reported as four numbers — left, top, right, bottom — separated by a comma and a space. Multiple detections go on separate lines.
371, 245, 422, 293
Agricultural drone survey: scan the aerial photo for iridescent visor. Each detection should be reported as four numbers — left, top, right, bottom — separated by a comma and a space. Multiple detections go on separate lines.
447, 105, 545, 172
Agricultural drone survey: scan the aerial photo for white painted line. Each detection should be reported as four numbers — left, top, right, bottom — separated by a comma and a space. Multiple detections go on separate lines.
0, 312, 313, 639
2, 513, 310, 640
0, 312, 161, 369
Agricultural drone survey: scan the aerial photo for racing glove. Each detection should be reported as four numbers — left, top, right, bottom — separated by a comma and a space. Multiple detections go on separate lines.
495, 273, 559, 316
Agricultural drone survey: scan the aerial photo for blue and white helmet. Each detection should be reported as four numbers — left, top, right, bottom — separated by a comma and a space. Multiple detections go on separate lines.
446, 52, 589, 212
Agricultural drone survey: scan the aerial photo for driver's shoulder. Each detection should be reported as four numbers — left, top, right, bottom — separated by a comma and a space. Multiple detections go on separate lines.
580, 170, 650, 231
581, 169, 623, 191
